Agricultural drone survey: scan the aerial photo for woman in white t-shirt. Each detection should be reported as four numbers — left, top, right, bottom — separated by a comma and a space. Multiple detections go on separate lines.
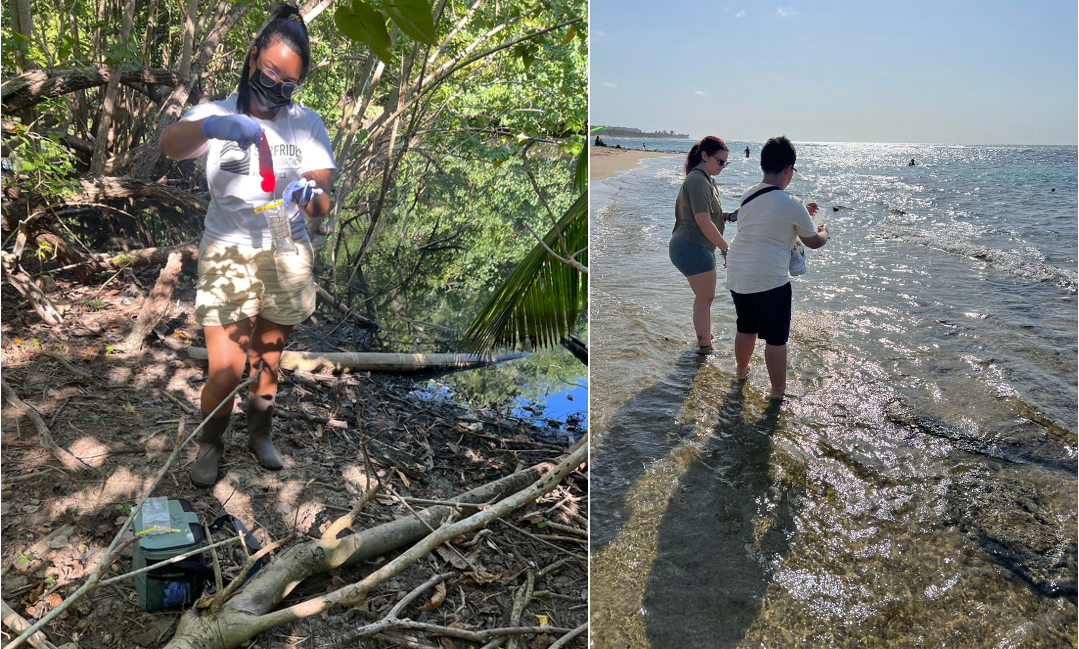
160, 5, 336, 487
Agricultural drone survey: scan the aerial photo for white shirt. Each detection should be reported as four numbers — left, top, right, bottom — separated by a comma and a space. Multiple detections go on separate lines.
180, 95, 336, 248
725, 182, 816, 294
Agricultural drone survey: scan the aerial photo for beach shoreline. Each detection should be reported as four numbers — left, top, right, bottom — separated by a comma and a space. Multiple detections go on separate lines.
590, 145, 674, 181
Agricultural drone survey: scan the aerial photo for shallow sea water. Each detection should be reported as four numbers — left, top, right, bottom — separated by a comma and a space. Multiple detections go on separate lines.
589, 141, 1078, 648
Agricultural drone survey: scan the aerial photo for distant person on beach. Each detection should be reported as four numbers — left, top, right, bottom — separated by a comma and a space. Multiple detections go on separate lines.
745, 146, 750, 158
725, 136, 829, 399
668, 136, 732, 354
909, 158, 916, 165
595, 135, 606, 146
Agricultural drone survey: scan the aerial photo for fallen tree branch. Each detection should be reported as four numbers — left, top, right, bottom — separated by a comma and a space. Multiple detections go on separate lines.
1, 253, 63, 326
152, 441, 585, 649
246, 441, 588, 635
0, 380, 89, 471
549, 622, 587, 649
275, 408, 347, 429
124, 251, 182, 353
497, 519, 586, 561
338, 571, 456, 642
507, 569, 536, 649
1, 66, 179, 114
314, 284, 380, 330
321, 483, 382, 542
187, 347, 527, 373
0, 600, 58, 649
40, 350, 92, 381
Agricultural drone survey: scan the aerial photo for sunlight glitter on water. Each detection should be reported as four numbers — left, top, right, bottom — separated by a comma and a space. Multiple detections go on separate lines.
589, 142, 1077, 648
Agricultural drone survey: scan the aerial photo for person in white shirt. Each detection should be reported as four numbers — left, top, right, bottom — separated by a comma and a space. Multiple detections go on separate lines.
160, 4, 335, 486
725, 136, 829, 400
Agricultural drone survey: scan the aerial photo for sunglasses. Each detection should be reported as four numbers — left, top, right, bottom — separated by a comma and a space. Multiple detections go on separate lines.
257, 64, 301, 98
709, 153, 730, 168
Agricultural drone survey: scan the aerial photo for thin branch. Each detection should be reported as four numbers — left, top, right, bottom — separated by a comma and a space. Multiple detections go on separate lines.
383, 482, 481, 575
549, 622, 588, 649
519, 219, 588, 274
247, 439, 588, 631
521, 141, 565, 255
97, 535, 244, 586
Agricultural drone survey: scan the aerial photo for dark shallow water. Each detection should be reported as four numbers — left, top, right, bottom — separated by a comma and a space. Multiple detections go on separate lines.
589, 143, 1077, 648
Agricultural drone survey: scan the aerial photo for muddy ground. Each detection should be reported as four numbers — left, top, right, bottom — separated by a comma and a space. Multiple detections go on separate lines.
0, 264, 588, 649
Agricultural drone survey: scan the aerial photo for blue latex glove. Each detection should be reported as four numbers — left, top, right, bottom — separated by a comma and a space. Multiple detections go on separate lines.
201, 114, 262, 149
163, 581, 188, 607
284, 179, 324, 208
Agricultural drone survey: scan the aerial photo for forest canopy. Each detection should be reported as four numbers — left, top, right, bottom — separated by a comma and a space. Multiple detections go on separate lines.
1, 0, 588, 350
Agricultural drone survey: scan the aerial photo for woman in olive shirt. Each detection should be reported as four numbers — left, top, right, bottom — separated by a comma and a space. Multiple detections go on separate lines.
669, 136, 731, 354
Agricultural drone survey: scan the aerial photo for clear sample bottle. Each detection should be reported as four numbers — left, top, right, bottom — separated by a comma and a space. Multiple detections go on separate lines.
253, 199, 297, 257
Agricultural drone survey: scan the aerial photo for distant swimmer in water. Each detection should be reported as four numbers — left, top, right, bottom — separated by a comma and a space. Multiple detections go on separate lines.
643, 143, 647, 149
909, 158, 916, 165
745, 146, 750, 158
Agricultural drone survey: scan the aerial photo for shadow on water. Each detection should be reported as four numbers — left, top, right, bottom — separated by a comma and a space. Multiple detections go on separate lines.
590, 351, 707, 551
643, 386, 791, 649
591, 349, 803, 649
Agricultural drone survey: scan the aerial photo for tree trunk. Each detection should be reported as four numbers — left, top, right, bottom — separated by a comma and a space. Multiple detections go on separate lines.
131, 0, 248, 178
89, 0, 139, 175
124, 251, 183, 352
178, 0, 198, 81
10, 0, 34, 75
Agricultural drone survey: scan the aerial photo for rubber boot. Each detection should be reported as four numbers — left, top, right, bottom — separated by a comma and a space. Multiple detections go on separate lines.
191, 414, 230, 487
247, 393, 284, 469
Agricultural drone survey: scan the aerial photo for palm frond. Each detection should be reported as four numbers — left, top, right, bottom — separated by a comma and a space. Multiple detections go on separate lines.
573, 144, 588, 194
463, 192, 587, 353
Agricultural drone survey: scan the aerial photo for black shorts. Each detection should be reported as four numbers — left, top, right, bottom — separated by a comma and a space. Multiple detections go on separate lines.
729, 282, 792, 346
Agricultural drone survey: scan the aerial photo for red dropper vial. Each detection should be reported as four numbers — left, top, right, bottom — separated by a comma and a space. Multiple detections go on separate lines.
257, 131, 274, 193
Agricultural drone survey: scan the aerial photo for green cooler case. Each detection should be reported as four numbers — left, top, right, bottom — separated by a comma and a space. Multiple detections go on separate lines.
132, 498, 206, 611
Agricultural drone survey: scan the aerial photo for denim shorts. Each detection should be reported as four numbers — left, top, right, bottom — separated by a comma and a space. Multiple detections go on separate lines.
729, 282, 793, 346
669, 237, 716, 276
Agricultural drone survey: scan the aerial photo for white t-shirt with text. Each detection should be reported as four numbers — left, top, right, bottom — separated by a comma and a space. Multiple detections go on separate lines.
180, 95, 336, 248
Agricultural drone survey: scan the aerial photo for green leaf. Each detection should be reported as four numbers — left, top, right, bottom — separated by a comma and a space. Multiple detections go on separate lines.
560, 25, 576, 46
385, 0, 438, 46
522, 52, 535, 70
463, 192, 587, 353
572, 144, 587, 194
335, 1, 393, 63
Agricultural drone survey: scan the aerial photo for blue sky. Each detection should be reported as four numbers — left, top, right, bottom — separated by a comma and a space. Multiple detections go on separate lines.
589, 0, 1078, 144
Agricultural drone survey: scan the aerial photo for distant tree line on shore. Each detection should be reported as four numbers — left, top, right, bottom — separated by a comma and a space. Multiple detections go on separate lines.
593, 126, 688, 139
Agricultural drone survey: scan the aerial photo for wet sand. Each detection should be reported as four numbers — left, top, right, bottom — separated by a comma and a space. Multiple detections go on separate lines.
590, 146, 673, 181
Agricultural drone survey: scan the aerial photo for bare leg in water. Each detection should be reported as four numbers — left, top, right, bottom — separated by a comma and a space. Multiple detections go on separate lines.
686, 270, 716, 352
735, 332, 787, 399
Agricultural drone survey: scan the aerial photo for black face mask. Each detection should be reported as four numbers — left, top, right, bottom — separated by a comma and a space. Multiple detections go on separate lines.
249, 74, 291, 112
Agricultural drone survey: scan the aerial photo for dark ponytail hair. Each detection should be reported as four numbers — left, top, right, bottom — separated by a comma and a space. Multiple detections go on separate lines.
237, 4, 311, 115
684, 135, 728, 174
